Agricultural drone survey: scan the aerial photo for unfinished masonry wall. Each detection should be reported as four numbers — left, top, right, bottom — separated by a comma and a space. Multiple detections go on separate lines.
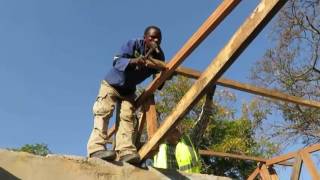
0, 149, 231, 180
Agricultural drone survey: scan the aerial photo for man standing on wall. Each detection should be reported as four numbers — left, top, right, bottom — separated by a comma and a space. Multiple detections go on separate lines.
87, 26, 165, 164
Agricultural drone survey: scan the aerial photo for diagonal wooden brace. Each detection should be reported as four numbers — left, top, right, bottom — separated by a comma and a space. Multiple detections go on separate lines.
135, 0, 241, 107
106, 0, 240, 143
146, 58, 320, 109
138, 0, 288, 160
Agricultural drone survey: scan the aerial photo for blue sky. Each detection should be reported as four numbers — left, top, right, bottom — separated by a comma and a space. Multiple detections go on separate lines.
1, 0, 315, 178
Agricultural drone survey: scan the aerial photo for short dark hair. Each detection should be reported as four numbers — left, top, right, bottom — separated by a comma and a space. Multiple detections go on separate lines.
144, 25, 161, 36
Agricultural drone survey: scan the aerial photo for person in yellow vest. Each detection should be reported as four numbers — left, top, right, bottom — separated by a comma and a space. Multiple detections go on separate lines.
153, 128, 180, 170
154, 86, 216, 173
175, 133, 202, 173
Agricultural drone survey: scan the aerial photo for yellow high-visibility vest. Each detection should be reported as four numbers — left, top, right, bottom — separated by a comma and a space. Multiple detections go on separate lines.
153, 143, 178, 169
153, 143, 168, 169
175, 135, 201, 173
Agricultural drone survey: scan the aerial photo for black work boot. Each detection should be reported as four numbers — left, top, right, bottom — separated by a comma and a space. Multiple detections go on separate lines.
90, 150, 116, 161
119, 153, 140, 164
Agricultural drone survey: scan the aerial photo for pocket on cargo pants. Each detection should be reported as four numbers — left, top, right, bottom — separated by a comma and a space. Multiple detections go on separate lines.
92, 82, 117, 132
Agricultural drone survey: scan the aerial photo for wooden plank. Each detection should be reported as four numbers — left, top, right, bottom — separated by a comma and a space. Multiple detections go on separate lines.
147, 58, 320, 109
200, 149, 267, 162
138, 0, 288, 160
260, 164, 272, 180
199, 150, 267, 162
199, 150, 292, 166
247, 167, 260, 180
145, 95, 159, 140
300, 150, 320, 180
266, 152, 296, 166
269, 166, 279, 180
107, 0, 241, 142
135, 0, 241, 107
218, 78, 320, 109
304, 143, 320, 153
271, 173, 279, 180
107, 76, 320, 139
290, 153, 302, 180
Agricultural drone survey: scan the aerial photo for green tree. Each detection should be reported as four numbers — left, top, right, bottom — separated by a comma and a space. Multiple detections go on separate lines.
10, 143, 51, 156
250, 0, 320, 145
155, 76, 278, 179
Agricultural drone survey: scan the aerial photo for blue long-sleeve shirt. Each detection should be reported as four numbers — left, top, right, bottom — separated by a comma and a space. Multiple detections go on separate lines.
104, 38, 165, 95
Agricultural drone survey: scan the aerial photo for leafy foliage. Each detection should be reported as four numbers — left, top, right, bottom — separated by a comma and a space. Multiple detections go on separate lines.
250, 0, 320, 145
10, 143, 51, 156
155, 76, 278, 179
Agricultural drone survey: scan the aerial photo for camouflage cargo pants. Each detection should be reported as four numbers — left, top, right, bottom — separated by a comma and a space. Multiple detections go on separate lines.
87, 80, 137, 157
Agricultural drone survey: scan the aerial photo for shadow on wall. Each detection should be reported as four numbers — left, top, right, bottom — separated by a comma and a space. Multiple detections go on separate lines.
148, 166, 190, 180
0, 167, 21, 180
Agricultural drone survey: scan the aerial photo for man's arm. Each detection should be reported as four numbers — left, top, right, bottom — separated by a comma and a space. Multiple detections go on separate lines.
188, 85, 217, 147
112, 39, 138, 71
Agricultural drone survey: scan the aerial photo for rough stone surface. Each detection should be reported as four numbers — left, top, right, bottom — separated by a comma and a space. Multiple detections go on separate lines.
0, 149, 232, 180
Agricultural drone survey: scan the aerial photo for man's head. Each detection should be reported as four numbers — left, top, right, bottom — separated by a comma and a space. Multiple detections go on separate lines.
144, 25, 162, 51
166, 127, 182, 145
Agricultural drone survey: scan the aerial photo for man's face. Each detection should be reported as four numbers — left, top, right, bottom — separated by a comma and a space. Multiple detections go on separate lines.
166, 128, 181, 145
144, 28, 162, 49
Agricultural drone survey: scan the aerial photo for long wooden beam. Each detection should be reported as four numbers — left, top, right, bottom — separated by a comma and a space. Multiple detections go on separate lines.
199, 150, 292, 166
300, 150, 320, 179
266, 152, 296, 165
108, 58, 320, 139
248, 167, 260, 180
260, 164, 272, 180
135, 0, 241, 107
270, 167, 279, 180
291, 153, 302, 180
200, 149, 267, 162
138, 0, 288, 160
145, 95, 159, 140
218, 78, 320, 109
266, 144, 320, 166
304, 143, 320, 153
146, 58, 320, 109
106, 0, 240, 140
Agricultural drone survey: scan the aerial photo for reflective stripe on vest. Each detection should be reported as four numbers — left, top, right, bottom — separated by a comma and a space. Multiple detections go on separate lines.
183, 135, 200, 166
184, 135, 198, 165
179, 164, 193, 171
176, 135, 201, 173
153, 144, 168, 169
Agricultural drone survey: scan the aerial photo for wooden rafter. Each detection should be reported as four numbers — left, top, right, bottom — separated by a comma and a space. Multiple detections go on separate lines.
291, 153, 303, 180
199, 150, 292, 166
252, 144, 320, 180
145, 95, 159, 140
260, 164, 272, 180
107, 61, 320, 139
304, 143, 320, 153
106, 0, 240, 144
269, 166, 279, 180
266, 152, 296, 166
266, 144, 320, 166
146, 58, 320, 109
135, 0, 241, 107
300, 150, 320, 179
138, 0, 288, 160
248, 167, 260, 180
